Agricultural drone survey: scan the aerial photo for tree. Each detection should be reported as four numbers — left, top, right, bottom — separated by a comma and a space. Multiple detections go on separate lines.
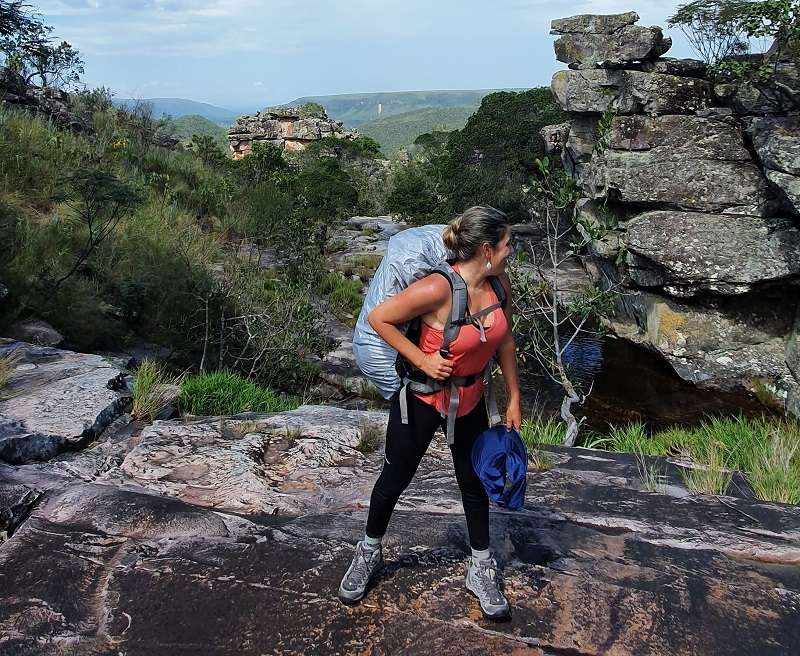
512, 156, 616, 446
54, 168, 142, 290
668, 0, 799, 109
0, 1, 83, 89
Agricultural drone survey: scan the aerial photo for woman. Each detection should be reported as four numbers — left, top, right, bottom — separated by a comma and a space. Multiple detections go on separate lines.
338, 206, 521, 620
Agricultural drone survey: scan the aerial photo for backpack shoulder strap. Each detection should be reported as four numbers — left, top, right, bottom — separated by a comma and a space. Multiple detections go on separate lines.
488, 275, 508, 310
430, 263, 468, 357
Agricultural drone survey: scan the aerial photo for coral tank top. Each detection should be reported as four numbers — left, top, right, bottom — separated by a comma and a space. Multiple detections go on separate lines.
413, 272, 508, 418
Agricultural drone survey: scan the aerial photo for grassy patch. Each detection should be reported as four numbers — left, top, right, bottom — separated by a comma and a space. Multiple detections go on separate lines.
319, 271, 363, 326
131, 358, 183, 422
747, 421, 800, 504
679, 439, 733, 496
357, 417, 383, 453
180, 370, 300, 416
634, 448, 667, 493
0, 348, 21, 399
578, 415, 800, 504
519, 414, 566, 449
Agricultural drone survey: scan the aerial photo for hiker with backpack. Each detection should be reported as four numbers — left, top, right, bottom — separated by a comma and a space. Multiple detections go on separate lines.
339, 206, 521, 620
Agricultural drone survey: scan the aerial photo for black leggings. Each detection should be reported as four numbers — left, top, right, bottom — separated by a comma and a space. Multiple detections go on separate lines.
365, 390, 490, 550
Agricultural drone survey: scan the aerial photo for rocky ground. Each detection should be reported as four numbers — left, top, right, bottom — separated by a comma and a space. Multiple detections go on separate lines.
1, 338, 799, 655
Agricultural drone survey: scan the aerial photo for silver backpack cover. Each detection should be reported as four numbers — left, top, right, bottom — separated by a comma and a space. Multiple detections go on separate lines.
352, 224, 449, 399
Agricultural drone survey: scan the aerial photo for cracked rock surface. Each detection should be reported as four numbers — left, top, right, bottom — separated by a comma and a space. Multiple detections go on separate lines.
1, 425, 799, 655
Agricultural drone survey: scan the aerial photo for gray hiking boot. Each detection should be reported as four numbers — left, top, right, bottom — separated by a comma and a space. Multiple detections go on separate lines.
465, 555, 511, 620
338, 540, 384, 604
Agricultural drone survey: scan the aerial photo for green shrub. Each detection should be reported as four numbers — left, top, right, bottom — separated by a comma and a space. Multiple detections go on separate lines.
180, 370, 300, 416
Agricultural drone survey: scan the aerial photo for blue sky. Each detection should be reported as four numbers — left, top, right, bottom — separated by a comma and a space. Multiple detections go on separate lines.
37, 1, 701, 111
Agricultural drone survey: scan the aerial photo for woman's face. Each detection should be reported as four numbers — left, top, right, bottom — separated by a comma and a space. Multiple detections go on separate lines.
486, 227, 514, 274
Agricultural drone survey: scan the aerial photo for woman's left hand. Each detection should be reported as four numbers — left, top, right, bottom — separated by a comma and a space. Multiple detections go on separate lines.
505, 398, 522, 432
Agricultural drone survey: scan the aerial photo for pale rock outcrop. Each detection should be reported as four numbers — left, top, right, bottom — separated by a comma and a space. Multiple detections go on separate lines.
0, 339, 128, 464
745, 114, 800, 215
227, 106, 358, 159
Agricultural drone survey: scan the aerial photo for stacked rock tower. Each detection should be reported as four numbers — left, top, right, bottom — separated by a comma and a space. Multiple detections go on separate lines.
542, 12, 800, 416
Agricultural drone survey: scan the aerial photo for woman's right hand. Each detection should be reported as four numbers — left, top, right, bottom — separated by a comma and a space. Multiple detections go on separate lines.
418, 351, 453, 381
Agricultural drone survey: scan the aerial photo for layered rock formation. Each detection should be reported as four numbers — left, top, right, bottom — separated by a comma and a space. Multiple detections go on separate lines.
227, 106, 358, 159
0, 66, 86, 131
544, 12, 800, 416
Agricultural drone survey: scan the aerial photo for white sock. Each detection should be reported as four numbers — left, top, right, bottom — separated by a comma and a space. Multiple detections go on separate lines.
363, 534, 382, 549
471, 547, 491, 561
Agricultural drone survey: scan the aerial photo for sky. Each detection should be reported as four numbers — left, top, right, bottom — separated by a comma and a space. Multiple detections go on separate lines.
36, 0, 702, 111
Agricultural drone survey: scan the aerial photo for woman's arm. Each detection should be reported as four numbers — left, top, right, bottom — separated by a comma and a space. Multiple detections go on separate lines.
495, 272, 522, 430
368, 274, 454, 381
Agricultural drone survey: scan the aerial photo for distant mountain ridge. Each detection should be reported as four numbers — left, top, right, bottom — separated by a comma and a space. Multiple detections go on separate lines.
284, 89, 527, 127
112, 97, 239, 126
357, 105, 480, 154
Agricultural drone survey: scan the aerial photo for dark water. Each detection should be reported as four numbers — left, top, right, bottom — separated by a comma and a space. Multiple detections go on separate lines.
513, 335, 775, 433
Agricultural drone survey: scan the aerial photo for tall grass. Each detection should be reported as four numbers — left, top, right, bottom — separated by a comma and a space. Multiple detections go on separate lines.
131, 358, 184, 422
519, 414, 566, 449
747, 422, 800, 504
679, 439, 733, 496
180, 370, 300, 416
0, 348, 21, 399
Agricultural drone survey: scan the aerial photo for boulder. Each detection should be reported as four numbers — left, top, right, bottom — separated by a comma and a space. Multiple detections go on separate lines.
0, 340, 128, 464
620, 211, 800, 296
539, 121, 570, 156
550, 11, 640, 34
227, 107, 358, 159
599, 285, 798, 399
10, 318, 64, 347
641, 57, 708, 77
744, 114, 800, 215
580, 115, 768, 214
551, 12, 671, 70
561, 115, 598, 177
551, 69, 713, 115
715, 61, 799, 115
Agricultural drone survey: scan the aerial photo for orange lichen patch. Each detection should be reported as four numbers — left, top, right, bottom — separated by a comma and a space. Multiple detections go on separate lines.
647, 301, 687, 344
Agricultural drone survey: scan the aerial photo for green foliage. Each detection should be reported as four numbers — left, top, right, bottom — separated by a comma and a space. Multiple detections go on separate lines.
592, 106, 618, 156
357, 106, 478, 154
584, 415, 800, 503
386, 161, 441, 223
1, 2, 84, 90
669, 0, 800, 109
318, 271, 363, 326
299, 102, 325, 118
234, 141, 289, 187
385, 87, 567, 224
179, 370, 299, 416
519, 415, 567, 447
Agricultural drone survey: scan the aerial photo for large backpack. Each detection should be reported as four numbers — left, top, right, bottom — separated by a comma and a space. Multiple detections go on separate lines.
352, 225, 507, 443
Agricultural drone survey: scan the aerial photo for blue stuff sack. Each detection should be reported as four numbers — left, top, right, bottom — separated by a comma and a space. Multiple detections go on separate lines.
471, 426, 528, 511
